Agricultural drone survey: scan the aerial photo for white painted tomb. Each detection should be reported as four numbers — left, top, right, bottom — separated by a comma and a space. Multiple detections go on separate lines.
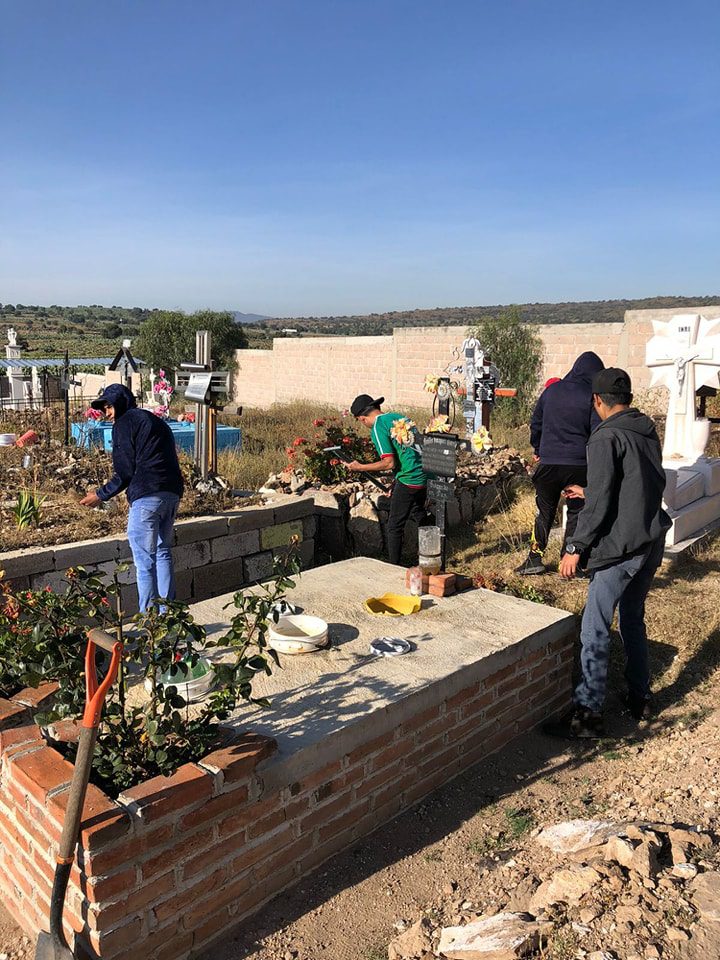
646, 313, 720, 545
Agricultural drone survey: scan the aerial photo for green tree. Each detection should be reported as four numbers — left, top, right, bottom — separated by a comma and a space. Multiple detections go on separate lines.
135, 310, 248, 379
467, 306, 543, 426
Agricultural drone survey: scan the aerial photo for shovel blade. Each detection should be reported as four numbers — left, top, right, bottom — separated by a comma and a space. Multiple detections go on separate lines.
35, 930, 75, 960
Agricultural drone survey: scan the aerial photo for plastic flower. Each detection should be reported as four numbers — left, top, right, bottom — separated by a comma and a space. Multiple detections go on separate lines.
152, 405, 169, 418
471, 427, 493, 453
341, 437, 352, 445
424, 374, 440, 395
390, 417, 416, 446
84, 407, 103, 420
313, 419, 325, 427
425, 415, 451, 434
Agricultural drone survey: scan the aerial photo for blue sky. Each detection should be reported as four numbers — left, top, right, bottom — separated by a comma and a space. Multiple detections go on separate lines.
2, 0, 719, 316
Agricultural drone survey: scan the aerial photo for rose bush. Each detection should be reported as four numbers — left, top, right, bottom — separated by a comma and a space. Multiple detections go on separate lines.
288, 417, 374, 485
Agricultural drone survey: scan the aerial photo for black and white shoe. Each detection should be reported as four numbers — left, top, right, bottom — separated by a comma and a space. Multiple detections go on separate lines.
542, 705, 605, 740
515, 551, 545, 576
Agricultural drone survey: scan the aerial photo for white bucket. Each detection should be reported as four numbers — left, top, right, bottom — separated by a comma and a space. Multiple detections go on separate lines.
268, 614, 329, 655
0, 434, 16, 446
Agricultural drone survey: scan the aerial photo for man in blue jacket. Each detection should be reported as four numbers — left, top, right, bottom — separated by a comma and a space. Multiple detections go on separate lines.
517, 351, 605, 575
80, 384, 184, 612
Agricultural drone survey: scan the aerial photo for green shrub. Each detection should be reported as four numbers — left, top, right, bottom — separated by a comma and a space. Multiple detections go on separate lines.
467, 306, 543, 426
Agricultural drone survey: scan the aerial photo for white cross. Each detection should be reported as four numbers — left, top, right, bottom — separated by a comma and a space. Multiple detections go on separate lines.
646, 314, 720, 461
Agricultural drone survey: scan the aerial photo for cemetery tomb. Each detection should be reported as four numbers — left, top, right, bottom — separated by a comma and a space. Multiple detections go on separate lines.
0, 558, 574, 960
72, 417, 242, 453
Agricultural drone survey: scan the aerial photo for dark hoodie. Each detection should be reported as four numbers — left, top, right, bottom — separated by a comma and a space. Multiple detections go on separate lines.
530, 352, 605, 465
95, 385, 184, 504
570, 408, 671, 570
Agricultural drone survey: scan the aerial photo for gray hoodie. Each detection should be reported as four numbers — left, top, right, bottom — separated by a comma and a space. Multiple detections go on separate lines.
570, 408, 671, 569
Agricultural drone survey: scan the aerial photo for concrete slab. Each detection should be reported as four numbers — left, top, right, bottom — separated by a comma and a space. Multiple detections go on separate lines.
189, 558, 575, 778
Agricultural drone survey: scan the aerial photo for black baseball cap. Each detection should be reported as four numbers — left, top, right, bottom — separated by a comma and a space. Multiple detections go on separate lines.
350, 394, 384, 417
592, 368, 632, 395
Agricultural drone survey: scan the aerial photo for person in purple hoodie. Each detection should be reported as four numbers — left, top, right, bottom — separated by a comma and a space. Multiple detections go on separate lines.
79, 384, 184, 611
516, 351, 605, 576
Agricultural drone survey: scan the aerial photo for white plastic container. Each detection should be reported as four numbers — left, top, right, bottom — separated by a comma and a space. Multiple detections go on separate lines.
0, 434, 16, 447
145, 657, 215, 703
268, 614, 329, 654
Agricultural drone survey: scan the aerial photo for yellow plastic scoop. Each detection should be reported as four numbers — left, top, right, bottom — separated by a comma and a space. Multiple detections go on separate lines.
364, 593, 422, 616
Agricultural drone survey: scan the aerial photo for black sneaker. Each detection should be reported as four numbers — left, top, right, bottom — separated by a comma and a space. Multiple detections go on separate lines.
542, 706, 605, 740
626, 693, 652, 721
516, 551, 545, 576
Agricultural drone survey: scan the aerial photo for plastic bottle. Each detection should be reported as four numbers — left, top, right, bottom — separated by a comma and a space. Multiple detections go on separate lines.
408, 567, 423, 596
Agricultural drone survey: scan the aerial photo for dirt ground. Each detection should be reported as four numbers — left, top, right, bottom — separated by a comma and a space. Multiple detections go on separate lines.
2, 491, 719, 960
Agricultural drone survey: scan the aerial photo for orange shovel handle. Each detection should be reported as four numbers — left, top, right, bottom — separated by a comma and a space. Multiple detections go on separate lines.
82, 629, 123, 729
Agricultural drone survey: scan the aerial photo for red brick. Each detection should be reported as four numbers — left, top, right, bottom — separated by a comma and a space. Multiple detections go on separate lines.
15, 798, 59, 846
288, 759, 343, 796
0, 698, 29, 730
0, 720, 42, 754
496, 674, 525, 697
226, 823, 294, 875
458, 689, 495, 719
11, 682, 59, 710
82, 865, 137, 903
354, 760, 405, 801
446, 684, 479, 709
318, 799, 370, 843
179, 783, 249, 830
153, 866, 226, 925
198, 731, 276, 785
253, 833, 312, 881
150, 931, 194, 960
190, 906, 232, 951
89, 917, 144, 957
428, 573, 455, 596
48, 782, 131, 851
482, 662, 517, 686
299, 789, 352, 834
417, 710, 457, 742
180, 869, 253, 928
217, 792, 281, 840
143, 824, 215, 880
369, 739, 409, 772
119, 763, 213, 822
247, 806, 286, 840
10, 745, 74, 804
87, 870, 175, 930
399, 702, 441, 733
85, 823, 174, 876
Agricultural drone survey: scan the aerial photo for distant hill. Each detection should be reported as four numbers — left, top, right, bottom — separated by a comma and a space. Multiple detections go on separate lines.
257, 295, 720, 338
232, 311, 269, 325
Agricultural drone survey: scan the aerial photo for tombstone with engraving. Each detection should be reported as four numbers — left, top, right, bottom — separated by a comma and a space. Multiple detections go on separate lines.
421, 432, 459, 570
646, 313, 720, 545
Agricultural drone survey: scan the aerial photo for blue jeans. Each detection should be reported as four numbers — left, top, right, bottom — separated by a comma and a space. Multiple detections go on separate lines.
127, 493, 179, 612
574, 536, 665, 714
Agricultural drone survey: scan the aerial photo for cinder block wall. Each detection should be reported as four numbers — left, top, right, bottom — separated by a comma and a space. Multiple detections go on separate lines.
234, 306, 720, 409
0, 628, 573, 959
0, 497, 317, 615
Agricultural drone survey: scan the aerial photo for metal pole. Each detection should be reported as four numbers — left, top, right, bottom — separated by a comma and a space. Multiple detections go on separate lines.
63, 350, 70, 446
194, 330, 212, 479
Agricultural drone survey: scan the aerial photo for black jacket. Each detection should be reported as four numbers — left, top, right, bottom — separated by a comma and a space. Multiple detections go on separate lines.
530, 352, 605, 465
570, 408, 671, 570
95, 385, 184, 504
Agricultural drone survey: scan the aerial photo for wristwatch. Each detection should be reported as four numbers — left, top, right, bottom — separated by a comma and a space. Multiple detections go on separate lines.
565, 544, 578, 555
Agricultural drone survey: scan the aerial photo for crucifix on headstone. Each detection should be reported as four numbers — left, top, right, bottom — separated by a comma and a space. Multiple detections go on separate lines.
176, 330, 231, 480
646, 313, 720, 461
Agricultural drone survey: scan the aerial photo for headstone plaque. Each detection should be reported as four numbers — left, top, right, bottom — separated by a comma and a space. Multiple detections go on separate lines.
428, 477, 455, 502
185, 372, 213, 403
421, 433, 458, 479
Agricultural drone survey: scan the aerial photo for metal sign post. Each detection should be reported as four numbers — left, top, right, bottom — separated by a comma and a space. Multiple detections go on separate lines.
175, 331, 230, 481
421, 433, 459, 571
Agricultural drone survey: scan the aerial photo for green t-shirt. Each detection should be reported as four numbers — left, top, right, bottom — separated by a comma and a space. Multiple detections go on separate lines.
370, 412, 427, 487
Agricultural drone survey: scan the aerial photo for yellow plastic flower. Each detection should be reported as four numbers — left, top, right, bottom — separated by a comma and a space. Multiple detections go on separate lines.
425, 415, 451, 434
390, 417, 416, 446
423, 374, 440, 395
471, 427, 493, 453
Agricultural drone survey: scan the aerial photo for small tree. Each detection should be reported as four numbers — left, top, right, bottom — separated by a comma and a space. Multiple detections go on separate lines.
467, 307, 543, 426
136, 310, 248, 381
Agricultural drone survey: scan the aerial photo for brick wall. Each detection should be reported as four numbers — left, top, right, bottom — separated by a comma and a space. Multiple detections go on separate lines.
0, 626, 573, 959
0, 496, 317, 615
234, 306, 720, 409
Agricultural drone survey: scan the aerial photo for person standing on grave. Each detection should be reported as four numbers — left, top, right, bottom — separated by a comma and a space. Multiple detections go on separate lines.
546, 368, 671, 738
516, 351, 605, 576
79, 384, 184, 612
346, 394, 429, 565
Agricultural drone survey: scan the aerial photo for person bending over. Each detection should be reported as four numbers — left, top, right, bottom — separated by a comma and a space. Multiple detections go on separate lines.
346, 394, 429, 565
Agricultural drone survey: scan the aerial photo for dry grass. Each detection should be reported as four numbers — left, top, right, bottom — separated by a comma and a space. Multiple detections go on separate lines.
447, 485, 720, 711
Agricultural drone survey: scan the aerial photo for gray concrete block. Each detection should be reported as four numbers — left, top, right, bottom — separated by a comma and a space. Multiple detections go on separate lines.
92, 560, 137, 585
0, 547, 55, 579
52, 536, 125, 570
211, 530, 261, 563
120, 584, 140, 616
312, 491, 345, 516
227, 507, 274, 533
302, 515, 318, 539
243, 551, 274, 583
174, 568, 194, 602
261, 521, 303, 551
174, 516, 229, 544
172, 539, 212, 572
271, 495, 315, 523
298, 539, 315, 570
193, 558, 245, 600
30, 569, 74, 593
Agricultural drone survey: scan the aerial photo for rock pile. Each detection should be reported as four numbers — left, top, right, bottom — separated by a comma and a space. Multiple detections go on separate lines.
385, 818, 718, 960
